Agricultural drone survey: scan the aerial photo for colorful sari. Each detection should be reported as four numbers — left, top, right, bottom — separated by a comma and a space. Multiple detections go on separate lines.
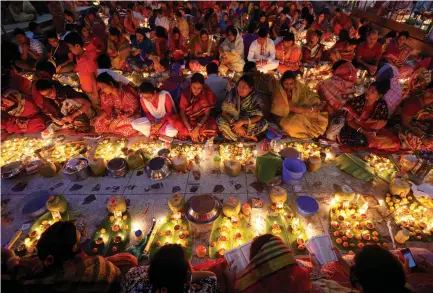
234, 236, 310, 293
124, 15, 139, 35
168, 86, 217, 140
42, 84, 95, 133
275, 42, 302, 73
318, 60, 357, 116
22, 252, 120, 293
272, 80, 328, 139
1, 89, 46, 134
340, 94, 400, 151
302, 43, 323, 64
332, 13, 352, 35
108, 35, 131, 70
168, 33, 187, 62
217, 88, 268, 141
92, 85, 139, 137
383, 39, 413, 78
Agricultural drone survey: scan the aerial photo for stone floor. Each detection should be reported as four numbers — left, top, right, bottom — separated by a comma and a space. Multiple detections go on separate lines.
2, 150, 432, 263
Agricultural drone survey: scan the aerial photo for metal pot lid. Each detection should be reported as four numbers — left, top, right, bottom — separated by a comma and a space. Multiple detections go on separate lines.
107, 158, 127, 170
185, 194, 222, 224
64, 158, 88, 173
1, 161, 23, 179
147, 157, 166, 171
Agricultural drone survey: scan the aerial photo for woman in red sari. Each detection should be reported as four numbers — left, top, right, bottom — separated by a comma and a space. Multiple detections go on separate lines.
318, 55, 358, 116
339, 79, 400, 151
124, 9, 139, 35
302, 29, 324, 64
155, 26, 168, 61
168, 27, 188, 63
78, 25, 106, 54
1, 88, 46, 135
92, 73, 139, 137
383, 31, 414, 78
168, 73, 217, 142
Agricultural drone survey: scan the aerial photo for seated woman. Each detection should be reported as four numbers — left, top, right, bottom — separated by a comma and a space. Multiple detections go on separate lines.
218, 26, 245, 75
167, 73, 217, 142
78, 25, 106, 55
219, 12, 230, 35
275, 33, 302, 74
339, 79, 400, 151
92, 73, 139, 137
120, 244, 218, 293
35, 79, 94, 133
1, 88, 46, 135
107, 27, 131, 70
124, 9, 139, 35
168, 27, 188, 63
399, 82, 433, 151
302, 29, 324, 64
189, 29, 217, 73
217, 75, 268, 141
155, 26, 168, 61
318, 50, 358, 116
310, 13, 329, 33
257, 12, 270, 32
226, 234, 310, 293
272, 71, 328, 139
328, 30, 357, 61
127, 28, 155, 72
109, 9, 124, 32
382, 31, 414, 78
132, 82, 178, 139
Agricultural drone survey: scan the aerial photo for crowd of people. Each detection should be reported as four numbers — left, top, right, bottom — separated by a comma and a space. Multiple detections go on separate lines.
1, 1, 432, 151
2, 220, 433, 293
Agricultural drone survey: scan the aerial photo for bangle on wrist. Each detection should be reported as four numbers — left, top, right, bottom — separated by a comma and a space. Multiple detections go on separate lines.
357, 127, 362, 133
310, 107, 314, 113
197, 122, 203, 127
188, 127, 193, 132
248, 118, 251, 125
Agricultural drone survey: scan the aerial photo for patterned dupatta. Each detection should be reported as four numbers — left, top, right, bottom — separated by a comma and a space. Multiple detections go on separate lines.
411, 104, 433, 135
235, 236, 300, 293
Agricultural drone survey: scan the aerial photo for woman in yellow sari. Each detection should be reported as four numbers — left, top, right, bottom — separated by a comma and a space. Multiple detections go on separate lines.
272, 71, 328, 139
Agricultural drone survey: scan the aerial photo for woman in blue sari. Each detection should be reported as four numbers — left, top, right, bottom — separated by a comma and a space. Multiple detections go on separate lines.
127, 28, 155, 71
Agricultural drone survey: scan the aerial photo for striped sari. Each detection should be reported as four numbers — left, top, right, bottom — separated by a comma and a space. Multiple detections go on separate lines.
235, 236, 310, 293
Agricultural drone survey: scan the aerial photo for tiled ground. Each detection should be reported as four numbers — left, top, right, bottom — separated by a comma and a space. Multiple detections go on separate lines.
2, 151, 432, 263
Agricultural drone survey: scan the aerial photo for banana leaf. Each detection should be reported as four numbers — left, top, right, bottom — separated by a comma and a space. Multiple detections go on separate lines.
335, 154, 375, 181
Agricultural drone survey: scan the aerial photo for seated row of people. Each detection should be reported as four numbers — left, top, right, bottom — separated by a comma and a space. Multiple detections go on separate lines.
3, 220, 432, 293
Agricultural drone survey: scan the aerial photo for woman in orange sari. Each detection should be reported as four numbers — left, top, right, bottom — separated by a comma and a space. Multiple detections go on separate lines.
339, 79, 400, 151
318, 50, 357, 116
92, 73, 139, 137
383, 31, 414, 78
168, 73, 217, 142
275, 33, 302, 74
